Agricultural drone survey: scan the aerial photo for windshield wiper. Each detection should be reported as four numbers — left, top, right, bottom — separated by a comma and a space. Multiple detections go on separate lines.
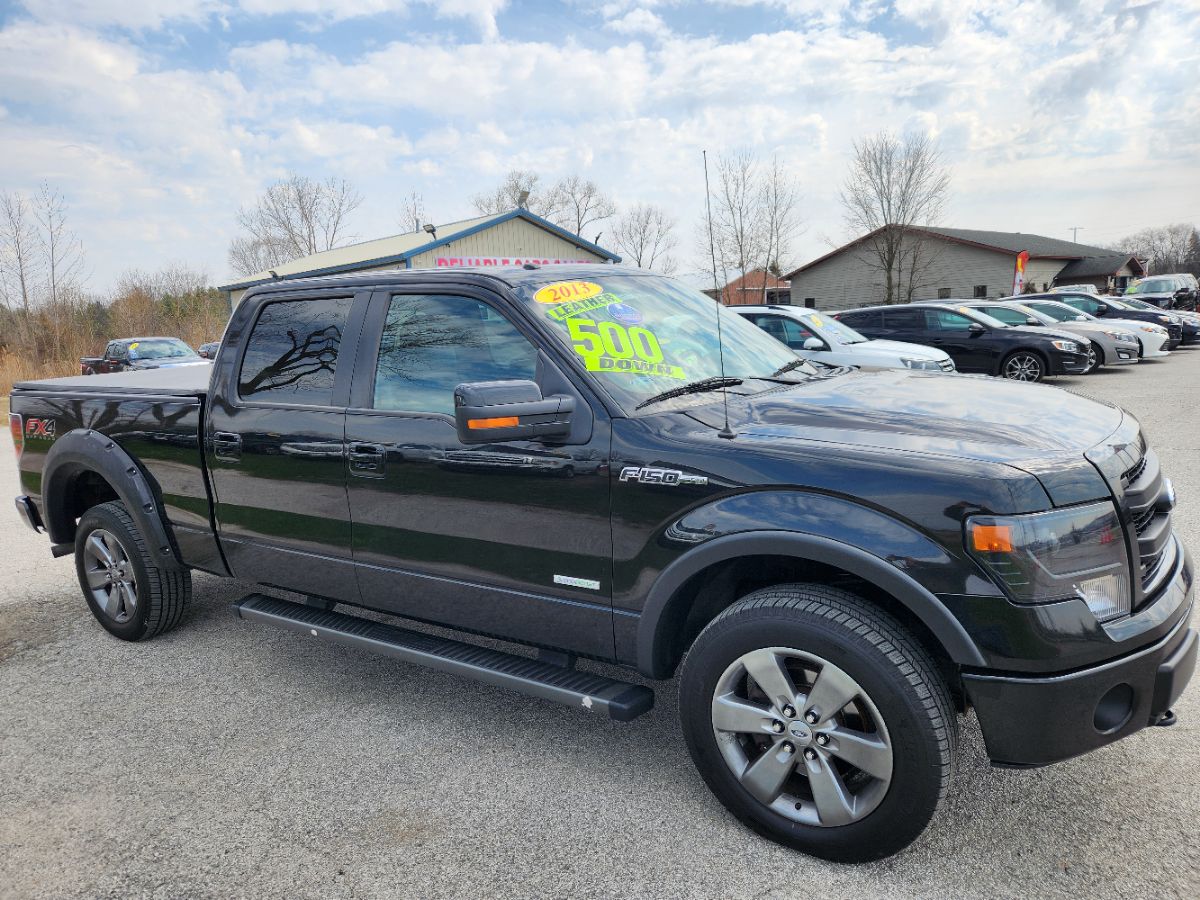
771, 358, 811, 377
635, 376, 743, 410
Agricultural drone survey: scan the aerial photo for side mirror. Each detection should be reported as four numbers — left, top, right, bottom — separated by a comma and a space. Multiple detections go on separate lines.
1074, 315, 1087, 321
802, 336, 826, 351
1026, 317, 1041, 326
454, 380, 574, 444
968, 322, 986, 334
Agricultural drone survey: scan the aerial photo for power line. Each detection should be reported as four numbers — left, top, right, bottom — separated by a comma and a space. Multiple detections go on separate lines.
1070, 226, 1083, 242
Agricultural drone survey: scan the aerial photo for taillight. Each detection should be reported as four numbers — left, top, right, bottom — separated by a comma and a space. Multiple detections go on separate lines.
9, 413, 23, 458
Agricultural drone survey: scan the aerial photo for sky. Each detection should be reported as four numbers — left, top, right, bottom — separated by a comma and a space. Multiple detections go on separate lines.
0, 0, 1197, 291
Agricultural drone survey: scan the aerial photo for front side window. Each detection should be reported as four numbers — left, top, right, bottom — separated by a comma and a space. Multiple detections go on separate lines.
238, 296, 354, 405
373, 294, 537, 416
926, 310, 976, 331
511, 274, 801, 412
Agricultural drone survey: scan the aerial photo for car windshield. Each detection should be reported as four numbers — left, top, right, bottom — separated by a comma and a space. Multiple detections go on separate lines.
1120, 297, 1159, 311
127, 338, 196, 360
512, 273, 815, 412
805, 313, 868, 344
1028, 302, 1091, 323
953, 307, 1009, 329
1128, 279, 1175, 294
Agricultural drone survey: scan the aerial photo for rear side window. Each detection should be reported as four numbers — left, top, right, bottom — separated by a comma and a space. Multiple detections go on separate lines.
373, 294, 538, 416
926, 309, 975, 331
238, 296, 355, 405
839, 310, 881, 328
882, 309, 925, 329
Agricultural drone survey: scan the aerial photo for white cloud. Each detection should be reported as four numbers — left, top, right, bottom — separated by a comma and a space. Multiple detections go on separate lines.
0, 0, 1196, 289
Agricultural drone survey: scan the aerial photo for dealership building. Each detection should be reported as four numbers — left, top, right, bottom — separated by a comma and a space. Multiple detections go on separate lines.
219, 208, 620, 305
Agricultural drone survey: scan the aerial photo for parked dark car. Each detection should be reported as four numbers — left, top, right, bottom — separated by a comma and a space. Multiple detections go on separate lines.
833, 302, 1090, 381
1125, 275, 1197, 311
1118, 296, 1200, 344
80, 337, 207, 375
11, 266, 1194, 863
197, 341, 221, 359
1037, 292, 1185, 349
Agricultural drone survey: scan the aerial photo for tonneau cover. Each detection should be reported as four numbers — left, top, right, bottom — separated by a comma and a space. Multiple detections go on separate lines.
13, 363, 213, 397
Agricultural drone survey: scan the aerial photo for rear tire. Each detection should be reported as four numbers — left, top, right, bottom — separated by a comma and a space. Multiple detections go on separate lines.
679, 584, 956, 863
74, 501, 191, 641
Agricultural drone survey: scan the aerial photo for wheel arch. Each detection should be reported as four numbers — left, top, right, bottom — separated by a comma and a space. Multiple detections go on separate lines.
997, 346, 1049, 378
41, 429, 182, 567
635, 531, 986, 680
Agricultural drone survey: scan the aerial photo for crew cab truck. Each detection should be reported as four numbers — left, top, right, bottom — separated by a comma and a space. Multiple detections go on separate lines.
10, 266, 1196, 863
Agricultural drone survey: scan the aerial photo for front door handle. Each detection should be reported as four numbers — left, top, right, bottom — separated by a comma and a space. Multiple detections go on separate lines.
348, 442, 386, 478
213, 431, 242, 461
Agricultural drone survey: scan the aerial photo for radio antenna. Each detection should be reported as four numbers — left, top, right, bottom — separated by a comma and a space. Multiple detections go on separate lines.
704, 150, 736, 440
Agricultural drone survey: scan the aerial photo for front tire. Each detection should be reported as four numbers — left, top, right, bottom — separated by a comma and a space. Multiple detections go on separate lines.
679, 584, 956, 863
1000, 350, 1046, 382
74, 501, 191, 641
1083, 342, 1102, 374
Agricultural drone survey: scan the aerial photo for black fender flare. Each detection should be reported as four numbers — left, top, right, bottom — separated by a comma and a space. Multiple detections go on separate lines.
41, 428, 182, 568
635, 530, 987, 678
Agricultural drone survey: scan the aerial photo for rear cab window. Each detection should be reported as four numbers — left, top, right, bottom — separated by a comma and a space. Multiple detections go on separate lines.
238, 296, 355, 405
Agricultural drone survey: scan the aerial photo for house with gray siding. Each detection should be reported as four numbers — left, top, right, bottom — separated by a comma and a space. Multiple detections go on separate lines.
786, 227, 1147, 311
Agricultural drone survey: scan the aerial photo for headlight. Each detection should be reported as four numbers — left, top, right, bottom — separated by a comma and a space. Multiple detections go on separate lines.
1157, 315, 1172, 323
1102, 329, 1137, 342
965, 503, 1131, 622
1140, 324, 1167, 335
901, 357, 943, 370
1051, 339, 1081, 353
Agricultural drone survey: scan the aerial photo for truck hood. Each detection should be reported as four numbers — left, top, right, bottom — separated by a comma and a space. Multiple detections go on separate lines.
686, 368, 1124, 470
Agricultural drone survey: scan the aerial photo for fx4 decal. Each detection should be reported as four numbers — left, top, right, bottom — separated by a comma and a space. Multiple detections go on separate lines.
25, 418, 56, 439
618, 466, 707, 486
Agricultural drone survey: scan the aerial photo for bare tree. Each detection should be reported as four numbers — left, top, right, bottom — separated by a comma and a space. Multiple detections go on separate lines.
840, 131, 951, 303
1112, 223, 1196, 273
612, 203, 678, 273
35, 184, 86, 307
398, 190, 428, 233
547, 175, 615, 238
700, 150, 768, 292
758, 155, 802, 302
472, 170, 561, 219
229, 174, 363, 276
0, 191, 42, 319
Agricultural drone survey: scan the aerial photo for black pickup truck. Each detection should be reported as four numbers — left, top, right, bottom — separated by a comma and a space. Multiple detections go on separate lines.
10, 266, 1196, 862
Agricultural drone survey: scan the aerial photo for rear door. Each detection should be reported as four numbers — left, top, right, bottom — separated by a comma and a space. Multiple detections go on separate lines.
206, 290, 368, 602
342, 287, 616, 658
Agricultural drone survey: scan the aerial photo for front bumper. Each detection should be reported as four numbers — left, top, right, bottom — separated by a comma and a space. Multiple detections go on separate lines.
1110, 340, 1140, 364
965, 551, 1195, 767
1052, 349, 1091, 375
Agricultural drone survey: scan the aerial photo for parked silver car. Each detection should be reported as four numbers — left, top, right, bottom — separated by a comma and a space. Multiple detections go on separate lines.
1005, 296, 1173, 359
966, 300, 1140, 373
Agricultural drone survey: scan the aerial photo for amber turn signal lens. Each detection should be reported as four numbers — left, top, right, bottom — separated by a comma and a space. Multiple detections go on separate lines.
971, 523, 1013, 553
467, 416, 519, 430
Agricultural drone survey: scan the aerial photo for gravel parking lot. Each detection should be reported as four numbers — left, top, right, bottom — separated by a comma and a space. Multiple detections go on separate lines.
2, 351, 1198, 900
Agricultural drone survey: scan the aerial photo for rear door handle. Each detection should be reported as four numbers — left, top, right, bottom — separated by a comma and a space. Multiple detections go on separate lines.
348, 442, 386, 478
213, 431, 242, 461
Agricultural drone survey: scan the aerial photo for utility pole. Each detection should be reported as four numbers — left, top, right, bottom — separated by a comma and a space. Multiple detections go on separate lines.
1070, 226, 1084, 243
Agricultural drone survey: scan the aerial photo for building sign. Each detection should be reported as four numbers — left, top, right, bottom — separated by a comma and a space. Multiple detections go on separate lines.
436, 257, 594, 267
1012, 250, 1029, 295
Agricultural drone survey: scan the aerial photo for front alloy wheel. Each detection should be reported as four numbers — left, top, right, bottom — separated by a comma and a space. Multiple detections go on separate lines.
711, 648, 892, 827
1002, 351, 1044, 381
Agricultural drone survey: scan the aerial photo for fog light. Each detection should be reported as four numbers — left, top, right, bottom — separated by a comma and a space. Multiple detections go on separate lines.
1094, 683, 1134, 733
1075, 572, 1131, 624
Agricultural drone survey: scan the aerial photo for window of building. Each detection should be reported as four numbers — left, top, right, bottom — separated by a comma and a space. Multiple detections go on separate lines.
238, 296, 355, 405
373, 294, 538, 416
937, 288, 952, 299
804, 298, 816, 308
973, 285, 988, 298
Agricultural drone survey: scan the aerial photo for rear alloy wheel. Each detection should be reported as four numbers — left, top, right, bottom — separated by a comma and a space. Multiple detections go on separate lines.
1001, 351, 1045, 382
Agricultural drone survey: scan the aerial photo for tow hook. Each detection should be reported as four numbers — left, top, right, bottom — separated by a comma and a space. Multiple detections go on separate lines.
1154, 709, 1177, 727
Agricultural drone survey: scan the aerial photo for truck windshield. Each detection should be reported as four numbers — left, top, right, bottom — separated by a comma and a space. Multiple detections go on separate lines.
513, 272, 809, 411
127, 339, 196, 360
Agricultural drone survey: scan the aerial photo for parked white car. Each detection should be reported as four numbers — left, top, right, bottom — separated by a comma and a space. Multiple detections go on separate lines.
736, 305, 955, 371
1049, 284, 1100, 295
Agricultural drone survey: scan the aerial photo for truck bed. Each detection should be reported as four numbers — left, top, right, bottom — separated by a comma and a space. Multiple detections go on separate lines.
14, 364, 212, 397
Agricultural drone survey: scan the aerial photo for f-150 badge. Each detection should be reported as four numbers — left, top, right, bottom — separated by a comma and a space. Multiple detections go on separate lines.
619, 466, 708, 486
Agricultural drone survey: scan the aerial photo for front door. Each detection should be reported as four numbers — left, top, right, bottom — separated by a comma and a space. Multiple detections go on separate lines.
344, 289, 615, 659
206, 291, 367, 602
922, 308, 995, 372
